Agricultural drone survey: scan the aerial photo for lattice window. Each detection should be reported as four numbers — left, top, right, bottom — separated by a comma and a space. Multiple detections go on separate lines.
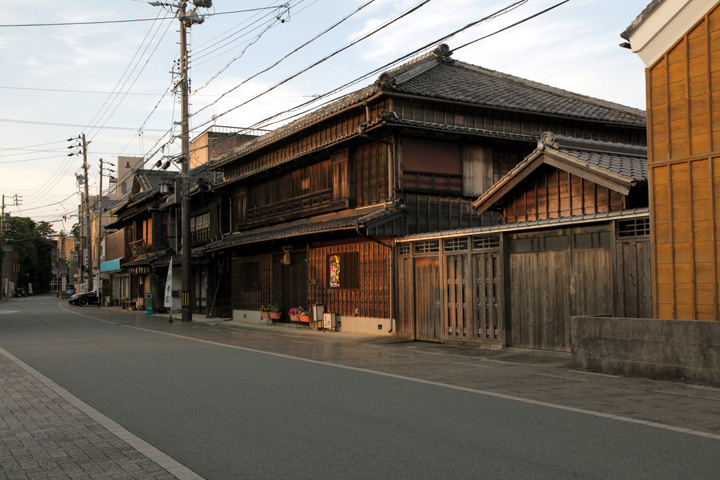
397, 243, 411, 256
443, 237, 468, 252
472, 234, 500, 251
617, 218, 650, 238
414, 240, 440, 254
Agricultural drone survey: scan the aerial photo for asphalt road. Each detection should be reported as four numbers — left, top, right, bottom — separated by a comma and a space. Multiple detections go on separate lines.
1, 294, 719, 479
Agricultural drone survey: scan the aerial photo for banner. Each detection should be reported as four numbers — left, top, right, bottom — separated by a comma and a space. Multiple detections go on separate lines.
164, 261, 173, 308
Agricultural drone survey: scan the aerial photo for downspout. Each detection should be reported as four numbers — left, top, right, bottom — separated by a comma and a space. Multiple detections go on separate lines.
355, 221, 395, 333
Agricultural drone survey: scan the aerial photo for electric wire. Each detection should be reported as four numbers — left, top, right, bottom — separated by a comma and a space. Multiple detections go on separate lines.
0, 7, 286, 28
234, 0, 534, 133
190, 0, 434, 125
85, 11, 171, 140
193, 0, 373, 100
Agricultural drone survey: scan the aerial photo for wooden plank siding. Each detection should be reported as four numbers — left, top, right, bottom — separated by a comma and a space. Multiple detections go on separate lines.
307, 240, 391, 319
223, 99, 391, 183
503, 166, 624, 223
391, 97, 647, 146
231, 254, 272, 311
647, 4, 720, 320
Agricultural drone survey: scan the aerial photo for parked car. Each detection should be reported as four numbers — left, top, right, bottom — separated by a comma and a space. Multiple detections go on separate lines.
68, 291, 99, 307
14, 287, 27, 297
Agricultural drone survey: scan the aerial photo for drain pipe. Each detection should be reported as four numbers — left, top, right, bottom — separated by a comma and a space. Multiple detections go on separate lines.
355, 221, 395, 333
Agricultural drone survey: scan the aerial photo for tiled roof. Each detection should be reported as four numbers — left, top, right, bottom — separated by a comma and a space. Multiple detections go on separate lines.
546, 133, 648, 182
472, 131, 648, 213
134, 170, 178, 192
204, 205, 389, 251
389, 60, 646, 126
212, 44, 646, 168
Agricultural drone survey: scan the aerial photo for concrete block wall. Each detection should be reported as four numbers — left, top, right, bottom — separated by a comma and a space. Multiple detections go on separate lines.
571, 316, 720, 387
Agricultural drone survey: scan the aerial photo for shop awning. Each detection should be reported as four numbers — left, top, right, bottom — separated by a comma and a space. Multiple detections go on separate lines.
100, 258, 122, 273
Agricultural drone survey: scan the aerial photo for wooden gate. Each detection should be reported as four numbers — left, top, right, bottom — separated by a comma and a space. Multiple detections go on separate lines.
445, 254, 469, 338
415, 257, 442, 342
509, 232, 571, 351
473, 250, 505, 344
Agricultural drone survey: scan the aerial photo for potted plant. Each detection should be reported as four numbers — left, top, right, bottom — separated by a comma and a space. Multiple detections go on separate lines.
259, 304, 271, 319
288, 306, 302, 322
269, 304, 282, 320
298, 307, 311, 323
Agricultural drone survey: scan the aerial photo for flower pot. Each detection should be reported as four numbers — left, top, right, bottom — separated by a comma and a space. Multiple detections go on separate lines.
260, 312, 270, 319
269, 312, 282, 320
290, 314, 300, 322
299, 314, 311, 323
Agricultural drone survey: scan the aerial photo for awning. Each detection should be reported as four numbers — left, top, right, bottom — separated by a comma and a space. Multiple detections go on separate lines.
100, 258, 122, 273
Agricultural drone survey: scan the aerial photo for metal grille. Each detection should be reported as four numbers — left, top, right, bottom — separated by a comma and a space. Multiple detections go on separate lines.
617, 218, 650, 238
472, 234, 500, 251
443, 237, 468, 252
414, 240, 440, 254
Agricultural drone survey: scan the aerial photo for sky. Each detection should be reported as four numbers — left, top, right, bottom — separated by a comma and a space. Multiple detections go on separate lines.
0, 0, 650, 234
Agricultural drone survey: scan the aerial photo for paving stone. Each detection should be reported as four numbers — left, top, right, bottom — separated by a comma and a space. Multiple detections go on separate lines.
0, 351, 199, 480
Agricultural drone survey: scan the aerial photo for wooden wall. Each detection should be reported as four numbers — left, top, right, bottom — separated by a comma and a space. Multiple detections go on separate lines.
503, 166, 625, 223
231, 254, 272, 311
391, 97, 646, 146
307, 239, 391, 318
223, 98, 391, 182
646, 3, 720, 320
396, 222, 652, 352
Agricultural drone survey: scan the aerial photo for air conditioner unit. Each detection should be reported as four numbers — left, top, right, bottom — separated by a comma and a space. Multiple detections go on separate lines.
323, 312, 336, 331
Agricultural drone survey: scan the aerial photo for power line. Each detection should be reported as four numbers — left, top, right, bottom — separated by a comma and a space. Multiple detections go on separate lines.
85, 10, 170, 140
191, 0, 435, 124
193, 0, 371, 95
0, 118, 169, 132
237, 0, 536, 132
0, 7, 287, 28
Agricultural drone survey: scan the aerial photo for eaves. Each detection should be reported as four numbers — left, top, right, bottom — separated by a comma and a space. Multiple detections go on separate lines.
211, 88, 385, 170
214, 119, 387, 188
384, 90, 647, 129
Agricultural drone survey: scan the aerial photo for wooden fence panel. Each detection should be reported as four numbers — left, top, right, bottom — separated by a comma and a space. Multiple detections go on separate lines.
615, 238, 653, 318
509, 249, 570, 351
473, 251, 504, 343
415, 257, 442, 342
397, 256, 415, 338
445, 255, 469, 338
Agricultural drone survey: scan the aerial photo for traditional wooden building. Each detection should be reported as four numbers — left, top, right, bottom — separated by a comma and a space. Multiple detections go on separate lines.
204, 45, 647, 337
396, 133, 651, 351
622, 0, 720, 320
104, 165, 223, 312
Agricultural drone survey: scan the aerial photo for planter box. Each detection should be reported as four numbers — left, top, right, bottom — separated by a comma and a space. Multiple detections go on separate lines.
299, 315, 311, 323
269, 312, 282, 320
260, 312, 270, 319
290, 314, 300, 322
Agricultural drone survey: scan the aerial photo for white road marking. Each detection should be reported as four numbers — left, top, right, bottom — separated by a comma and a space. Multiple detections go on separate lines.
115, 323, 720, 441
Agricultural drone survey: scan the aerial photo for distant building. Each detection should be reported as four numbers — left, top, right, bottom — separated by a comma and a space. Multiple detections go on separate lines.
189, 125, 268, 169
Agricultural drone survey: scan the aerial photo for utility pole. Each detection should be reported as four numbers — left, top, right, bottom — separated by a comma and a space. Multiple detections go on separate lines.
151, 0, 210, 322
179, 0, 192, 322
82, 134, 92, 292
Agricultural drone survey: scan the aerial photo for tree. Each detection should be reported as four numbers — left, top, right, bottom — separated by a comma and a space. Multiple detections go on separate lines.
4, 217, 55, 293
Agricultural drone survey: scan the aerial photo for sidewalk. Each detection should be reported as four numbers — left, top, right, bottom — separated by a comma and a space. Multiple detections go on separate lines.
0, 346, 202, 480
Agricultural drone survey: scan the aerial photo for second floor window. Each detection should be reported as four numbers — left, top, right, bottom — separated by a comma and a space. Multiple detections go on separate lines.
191, 212, 210, 242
